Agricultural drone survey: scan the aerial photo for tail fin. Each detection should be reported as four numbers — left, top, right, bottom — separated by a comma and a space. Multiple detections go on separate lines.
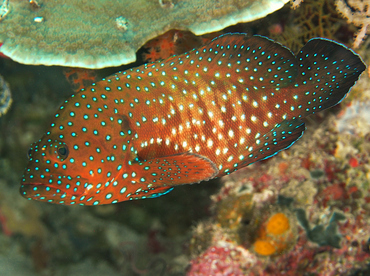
296, 38, 366, 116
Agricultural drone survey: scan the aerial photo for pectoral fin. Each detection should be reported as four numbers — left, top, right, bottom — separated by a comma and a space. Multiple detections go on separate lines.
137, 152, 219, 186
126, 152, 218, 200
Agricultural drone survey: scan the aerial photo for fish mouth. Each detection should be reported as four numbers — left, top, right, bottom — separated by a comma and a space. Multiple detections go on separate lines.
20, 183, 65, 202
21, 171, 89, 197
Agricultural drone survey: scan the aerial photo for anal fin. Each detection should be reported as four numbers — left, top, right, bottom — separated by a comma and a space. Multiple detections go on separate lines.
241, 119, 305, 167
130, 187, 174, 200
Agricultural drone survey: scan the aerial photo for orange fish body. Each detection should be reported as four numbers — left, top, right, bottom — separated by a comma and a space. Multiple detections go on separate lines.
20, 34, 365, 205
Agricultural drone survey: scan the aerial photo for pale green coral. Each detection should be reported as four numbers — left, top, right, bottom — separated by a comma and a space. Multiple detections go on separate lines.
0, 0, 288, 68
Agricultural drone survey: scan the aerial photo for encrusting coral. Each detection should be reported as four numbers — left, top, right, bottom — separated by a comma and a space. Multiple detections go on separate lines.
63, 68, 97, 92
142, 30, 221, 63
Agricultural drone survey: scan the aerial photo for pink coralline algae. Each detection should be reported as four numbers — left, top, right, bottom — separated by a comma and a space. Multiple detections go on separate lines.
187, 243, 257, 276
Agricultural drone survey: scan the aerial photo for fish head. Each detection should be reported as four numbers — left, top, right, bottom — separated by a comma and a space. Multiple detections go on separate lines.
20, 136, 90, 204
20, 92, 131, 205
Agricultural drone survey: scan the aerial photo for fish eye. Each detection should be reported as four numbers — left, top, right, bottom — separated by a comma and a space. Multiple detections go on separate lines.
57, 145, 69, 160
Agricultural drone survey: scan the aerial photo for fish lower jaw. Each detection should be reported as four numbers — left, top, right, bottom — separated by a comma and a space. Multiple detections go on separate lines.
19, 183, 84, 202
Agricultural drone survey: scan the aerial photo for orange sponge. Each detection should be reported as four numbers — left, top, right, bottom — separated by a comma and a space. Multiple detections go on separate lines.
266, 213, 290, 235
253, 239, 276, 256
253, 212, 294, 256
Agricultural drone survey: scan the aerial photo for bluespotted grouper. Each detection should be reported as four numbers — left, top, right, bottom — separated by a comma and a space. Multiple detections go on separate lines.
20, 34, 365, 205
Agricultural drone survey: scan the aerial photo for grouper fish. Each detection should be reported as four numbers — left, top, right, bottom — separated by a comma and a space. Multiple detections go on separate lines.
20, 34, 366, 205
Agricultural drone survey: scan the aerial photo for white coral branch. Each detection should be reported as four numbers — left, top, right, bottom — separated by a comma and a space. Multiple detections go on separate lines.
290, 0, 305, 9
353, 24, 368, 48
336, 0, 370, 48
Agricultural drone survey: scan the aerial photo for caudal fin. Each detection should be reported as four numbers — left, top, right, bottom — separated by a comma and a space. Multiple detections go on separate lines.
296, 38, 366, 116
